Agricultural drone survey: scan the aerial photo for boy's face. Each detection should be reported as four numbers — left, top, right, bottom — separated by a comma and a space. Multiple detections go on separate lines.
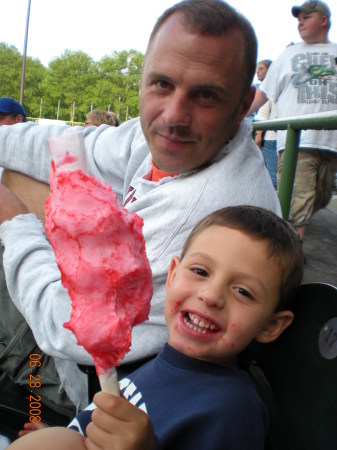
297, 12, 326, 43
165, 225, 283, 368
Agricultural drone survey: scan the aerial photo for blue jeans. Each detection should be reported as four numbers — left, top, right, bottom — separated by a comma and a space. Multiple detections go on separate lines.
261, 140, 277, 189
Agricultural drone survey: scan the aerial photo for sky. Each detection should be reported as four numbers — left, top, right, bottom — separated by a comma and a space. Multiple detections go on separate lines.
1, 0, 337, 79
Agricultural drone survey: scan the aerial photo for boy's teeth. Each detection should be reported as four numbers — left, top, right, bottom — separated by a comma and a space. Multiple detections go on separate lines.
184, 312, 218, 333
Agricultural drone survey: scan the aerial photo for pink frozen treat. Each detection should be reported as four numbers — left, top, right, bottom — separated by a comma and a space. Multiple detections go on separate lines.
45, 163, 153, 376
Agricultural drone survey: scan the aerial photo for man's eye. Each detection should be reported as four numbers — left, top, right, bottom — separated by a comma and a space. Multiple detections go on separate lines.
157, 80, 170, 90
195, 90, 218, 101
235, 287, 253, 300
191, 267, 208, 277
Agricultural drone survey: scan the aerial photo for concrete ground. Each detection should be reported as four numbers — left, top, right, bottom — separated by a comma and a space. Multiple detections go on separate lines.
302, 195, 337, 286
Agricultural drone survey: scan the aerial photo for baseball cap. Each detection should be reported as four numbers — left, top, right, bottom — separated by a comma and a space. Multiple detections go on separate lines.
0, 97, 26, 121
291, 1, 331, 18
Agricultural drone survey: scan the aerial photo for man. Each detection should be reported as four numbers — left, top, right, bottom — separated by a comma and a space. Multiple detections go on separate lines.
0, 0, 280, 411
0, 97, 26, 125
248, 0, 337, 241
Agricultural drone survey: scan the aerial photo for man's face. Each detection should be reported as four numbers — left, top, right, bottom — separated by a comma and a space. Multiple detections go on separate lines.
139, 14, 255, 173
0, 113, 23, 126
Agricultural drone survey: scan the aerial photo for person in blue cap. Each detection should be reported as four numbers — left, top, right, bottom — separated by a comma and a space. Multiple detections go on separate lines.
0, 97, 26, 125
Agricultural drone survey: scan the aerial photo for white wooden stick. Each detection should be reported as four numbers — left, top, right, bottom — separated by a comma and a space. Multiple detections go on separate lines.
98, 367, 120, 396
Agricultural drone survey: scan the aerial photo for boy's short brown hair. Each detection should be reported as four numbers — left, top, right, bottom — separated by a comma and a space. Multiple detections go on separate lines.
181, 205, 304, 311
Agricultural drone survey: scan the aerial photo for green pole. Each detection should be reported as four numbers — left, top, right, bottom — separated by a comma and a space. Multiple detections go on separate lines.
278, 125, 301, 220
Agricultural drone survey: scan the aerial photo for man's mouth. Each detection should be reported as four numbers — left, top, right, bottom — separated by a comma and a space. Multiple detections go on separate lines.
183, 312, 219, 334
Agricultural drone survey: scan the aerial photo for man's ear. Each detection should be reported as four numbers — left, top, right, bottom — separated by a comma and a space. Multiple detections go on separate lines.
229, 86, 256, 139
239, 85, 256, 120
255, 310, 294, 344
166, 256, 181, 289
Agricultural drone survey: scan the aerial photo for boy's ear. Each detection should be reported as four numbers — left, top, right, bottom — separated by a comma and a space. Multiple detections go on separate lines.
166, 256, 181, 289
321, 15, 329, 28
255, 310, 294, 344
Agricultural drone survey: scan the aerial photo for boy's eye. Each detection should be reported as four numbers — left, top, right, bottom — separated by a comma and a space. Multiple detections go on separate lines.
191, 267, 208, 277
235, 287, 254, 300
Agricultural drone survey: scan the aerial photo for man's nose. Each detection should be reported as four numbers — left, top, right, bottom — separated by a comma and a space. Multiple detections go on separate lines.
162, 91, 192, 127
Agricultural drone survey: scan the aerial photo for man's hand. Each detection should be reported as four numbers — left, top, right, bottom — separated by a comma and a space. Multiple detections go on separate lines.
85, 392, 156, 450
0, 183, 28, 224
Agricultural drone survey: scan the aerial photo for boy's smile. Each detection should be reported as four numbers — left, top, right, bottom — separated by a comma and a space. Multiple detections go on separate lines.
164, 225, 284, 368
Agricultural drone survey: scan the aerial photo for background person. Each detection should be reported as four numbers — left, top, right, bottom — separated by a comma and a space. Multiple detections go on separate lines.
0, 98, 27, 181
254, 60, 278, 189
0, 97, 26, 126
84, 109, 119, 127
248, 0, 337, 241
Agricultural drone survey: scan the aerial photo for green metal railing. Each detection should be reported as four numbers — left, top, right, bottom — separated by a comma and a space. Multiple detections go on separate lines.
252, 110, 337, 219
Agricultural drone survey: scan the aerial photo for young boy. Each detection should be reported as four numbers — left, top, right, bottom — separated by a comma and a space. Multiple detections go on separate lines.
8, 205, 304, 450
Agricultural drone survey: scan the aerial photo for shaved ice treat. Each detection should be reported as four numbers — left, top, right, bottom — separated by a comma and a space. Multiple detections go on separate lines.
45, 163, 153, 381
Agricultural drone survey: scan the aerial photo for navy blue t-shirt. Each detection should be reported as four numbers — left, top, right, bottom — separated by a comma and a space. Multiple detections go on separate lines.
69, 344, 268, 450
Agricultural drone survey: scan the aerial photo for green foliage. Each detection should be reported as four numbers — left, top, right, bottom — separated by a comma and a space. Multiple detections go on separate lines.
0, 43, 144, 124
0, 43, 47, 117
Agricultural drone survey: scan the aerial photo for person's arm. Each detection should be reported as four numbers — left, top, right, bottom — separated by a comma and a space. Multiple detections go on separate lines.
1, 170, 50, 223
8, 392, 157, 450
0, 185, 92, 364
0, 122, 68, 183
0, 119, 141, 364
253, 100, 272, 147
246, 88, 268, 117
254, 130, 264, 147
7, 427, 86, 450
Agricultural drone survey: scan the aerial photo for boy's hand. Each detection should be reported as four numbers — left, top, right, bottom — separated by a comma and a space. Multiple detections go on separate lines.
18, 421, 49, 437
85, 392, 156, 450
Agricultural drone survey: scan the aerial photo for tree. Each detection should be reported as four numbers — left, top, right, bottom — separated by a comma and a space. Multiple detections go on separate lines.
0, 43, 22, 98
39, 50, 99, 121
95, 50, 144, 120
0, 44, 144, 123
0, 43, 46, 117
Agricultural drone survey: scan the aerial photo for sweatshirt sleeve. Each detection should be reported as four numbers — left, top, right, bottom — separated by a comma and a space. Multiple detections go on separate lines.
0, 118, 149, 364
0, 122, 72, 183
0, 119, 140, 190
0, 214, 93, 364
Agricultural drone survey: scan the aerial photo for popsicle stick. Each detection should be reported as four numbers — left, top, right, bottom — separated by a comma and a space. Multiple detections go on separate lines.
48, 131, 89, 174
98, 367, 120, 396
